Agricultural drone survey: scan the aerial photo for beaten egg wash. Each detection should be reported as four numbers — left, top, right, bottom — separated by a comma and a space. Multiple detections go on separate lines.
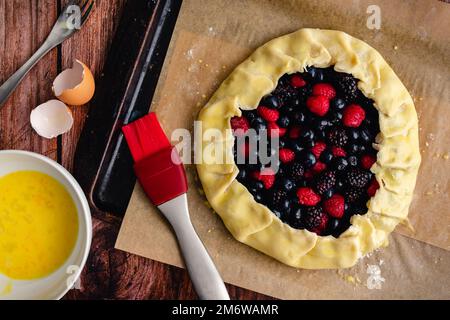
0, 171, 78, 280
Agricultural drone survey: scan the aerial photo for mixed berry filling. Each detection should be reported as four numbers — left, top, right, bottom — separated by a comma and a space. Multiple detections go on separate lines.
231, 66, 381, 237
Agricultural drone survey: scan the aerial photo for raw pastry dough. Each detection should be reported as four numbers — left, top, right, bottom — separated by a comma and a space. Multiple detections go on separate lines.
196, 29, 420, 269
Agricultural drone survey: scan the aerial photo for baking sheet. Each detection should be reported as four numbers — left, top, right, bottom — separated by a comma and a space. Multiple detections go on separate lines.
116, 0, 450, 299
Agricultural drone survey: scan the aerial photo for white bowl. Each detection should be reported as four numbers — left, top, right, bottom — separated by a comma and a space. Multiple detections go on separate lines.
0, 150, 92, 300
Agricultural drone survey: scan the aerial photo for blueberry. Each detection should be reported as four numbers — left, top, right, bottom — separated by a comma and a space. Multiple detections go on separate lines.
314, 119, 330, 128
251, 117, 267, 132
348, 128, 360, 141
306, 67, 324, 81
320, 149, 334, 164
254, 192, 263, 202
347, 155, 358, 166
237, 169, 247, 181
331, 157, 348, 171
248, 180, 264, 194
359, 145, 367, 153
278, 115, 290, 128
323, 188, 335, 199
315, 129, 327, 140
243, 110, 257, 122
280, 199, 291, 212
289, 207, 305, 229
329, 111, 343, 124
303, 140, 315, 148
348, 143, 360, 154
300, 129, 315, 142
283, 105, 295, 114
288, 140, 304, 154
280, 178, 294, 191
336, 180, 344, 189
360, 128, 372, 143
289, 97, 301, 107
328, 218, 340, 232
299, 151, 316, 168
331, 98, 346, 110
272, 209, 283, 219
292, 111, 306, 124
298, 179, 308, 187
264, 95, 280, 109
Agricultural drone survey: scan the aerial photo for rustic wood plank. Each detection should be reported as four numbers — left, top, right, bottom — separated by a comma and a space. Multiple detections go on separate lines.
59, 0, 127, 171
0, 0, 58, 158
64, 217, 274, 300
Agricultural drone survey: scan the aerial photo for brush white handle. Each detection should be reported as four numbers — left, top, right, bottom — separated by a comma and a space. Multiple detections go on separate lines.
158, 194, 230, 300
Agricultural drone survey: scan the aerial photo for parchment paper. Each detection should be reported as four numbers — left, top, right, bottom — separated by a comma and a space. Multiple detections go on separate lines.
116, 0, 450, 299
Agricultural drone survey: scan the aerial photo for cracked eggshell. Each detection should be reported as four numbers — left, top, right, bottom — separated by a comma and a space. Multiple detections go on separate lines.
53, 60, 95, 106
30, 100, 74, 139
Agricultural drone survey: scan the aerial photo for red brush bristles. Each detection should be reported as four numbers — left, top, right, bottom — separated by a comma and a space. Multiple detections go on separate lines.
122, 112, 187, 206
122, 113, 171, 163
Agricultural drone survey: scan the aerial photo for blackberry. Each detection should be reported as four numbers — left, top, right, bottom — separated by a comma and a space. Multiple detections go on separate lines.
314, 170, 337, 195
344, 187, 364, 203
345, 168, 371, 188
288, 162, 304, 182
297, 84, 312, 104
336, 75, 358, 102
327, 128, 348, 147
304, 206, 326, 230
272, 79, 297, 105
271, 189, 288, 209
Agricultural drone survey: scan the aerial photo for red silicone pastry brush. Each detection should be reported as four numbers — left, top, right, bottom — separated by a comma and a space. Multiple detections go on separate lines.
122, 113, 229, 300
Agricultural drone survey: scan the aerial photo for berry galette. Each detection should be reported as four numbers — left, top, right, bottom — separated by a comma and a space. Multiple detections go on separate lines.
196, 29, 420, 269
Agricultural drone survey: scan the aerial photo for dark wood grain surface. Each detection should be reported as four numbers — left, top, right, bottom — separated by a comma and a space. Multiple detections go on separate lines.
0, 0, 271, 300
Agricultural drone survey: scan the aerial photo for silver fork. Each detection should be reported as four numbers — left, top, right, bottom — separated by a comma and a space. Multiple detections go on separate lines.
0, 0, 95, 108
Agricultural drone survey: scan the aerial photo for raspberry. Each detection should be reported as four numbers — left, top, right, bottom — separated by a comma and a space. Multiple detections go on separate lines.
323, 194, 345, 218
345, 168, 371, 188
279, 148, 295, 163
289, 126, 301, 139
306, 95, 330, 116
311, 141, 327, 158
257, 106, 279, 122
267, 122, 287, 138
312, 83, 336, 100
290, 74, 306, 88
327, 128, 348, 147
343, 104, 366, 128
297, 187, 321, 206
344, 187, 363, 203
314, 170, 336, 195
312, 161, 327, 174
361, 154, 376, 170
230, 116, 250, 133
367, 178, 380, 197
288, 162, 304, 182
331, 146, 347, 157
252, 168, 275, 189
304, 206, 328, 234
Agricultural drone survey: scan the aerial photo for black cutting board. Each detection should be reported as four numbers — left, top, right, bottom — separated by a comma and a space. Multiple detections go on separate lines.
73, 0, 182, 221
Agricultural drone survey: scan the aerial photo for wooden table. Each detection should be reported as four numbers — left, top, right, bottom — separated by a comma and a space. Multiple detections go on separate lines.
0, 0, 271, 300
